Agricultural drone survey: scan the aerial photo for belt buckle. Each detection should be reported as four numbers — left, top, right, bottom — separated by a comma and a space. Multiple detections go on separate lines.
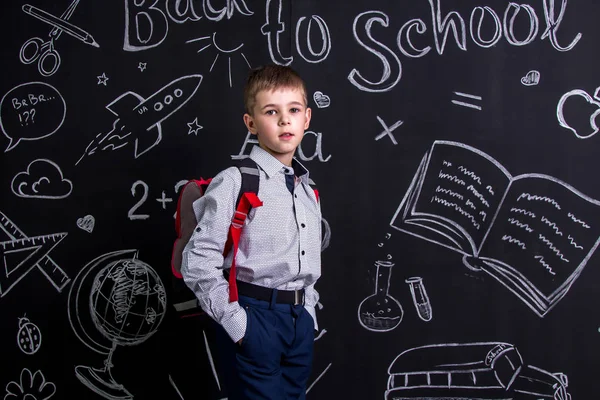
294, 290, 301, 305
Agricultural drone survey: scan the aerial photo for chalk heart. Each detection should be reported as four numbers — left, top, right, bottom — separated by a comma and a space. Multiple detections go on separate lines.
76, 215, 95, 233
313, 91, 331, 108
520, 70, 540, 86
557, 88, 600, 139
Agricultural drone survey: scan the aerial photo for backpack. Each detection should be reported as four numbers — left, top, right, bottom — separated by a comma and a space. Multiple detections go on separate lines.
170, 158, 262, 317
170, 158, 320, 318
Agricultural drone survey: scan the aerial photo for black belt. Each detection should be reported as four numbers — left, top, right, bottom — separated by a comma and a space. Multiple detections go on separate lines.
224, 271, 304, 305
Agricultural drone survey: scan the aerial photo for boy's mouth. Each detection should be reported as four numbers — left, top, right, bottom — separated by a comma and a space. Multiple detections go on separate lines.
280, 132, 294, 138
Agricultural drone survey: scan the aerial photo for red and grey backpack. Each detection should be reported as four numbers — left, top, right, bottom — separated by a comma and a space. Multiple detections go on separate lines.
170, 158, 263, 317
170, 158, 320, 318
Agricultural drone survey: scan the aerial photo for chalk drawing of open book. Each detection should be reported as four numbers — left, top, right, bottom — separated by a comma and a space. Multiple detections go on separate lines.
390, 140, 600, 317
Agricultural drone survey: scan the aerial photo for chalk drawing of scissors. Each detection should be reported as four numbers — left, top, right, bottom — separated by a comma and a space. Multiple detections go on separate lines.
19, 0, 100, 77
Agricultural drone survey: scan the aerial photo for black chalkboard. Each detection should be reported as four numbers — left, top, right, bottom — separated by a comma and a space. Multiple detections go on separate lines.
2, 0, 599, 399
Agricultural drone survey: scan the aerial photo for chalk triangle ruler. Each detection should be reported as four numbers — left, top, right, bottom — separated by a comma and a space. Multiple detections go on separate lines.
0, 211, 70, 297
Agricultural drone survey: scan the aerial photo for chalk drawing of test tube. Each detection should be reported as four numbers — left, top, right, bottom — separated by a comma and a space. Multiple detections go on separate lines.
405, 277, 433, 322
19, 0, 100, 77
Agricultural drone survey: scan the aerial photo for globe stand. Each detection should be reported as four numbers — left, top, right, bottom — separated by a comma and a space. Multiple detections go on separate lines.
75, 342, 133, 400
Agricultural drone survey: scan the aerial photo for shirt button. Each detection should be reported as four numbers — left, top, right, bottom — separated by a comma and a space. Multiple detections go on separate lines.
294, 194, 298, 198
195, 227, 201, 232
301, 223, 306, 228
301, 250, 305, 255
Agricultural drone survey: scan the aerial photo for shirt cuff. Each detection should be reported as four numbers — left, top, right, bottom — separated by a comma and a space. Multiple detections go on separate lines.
221, 306, 247, 343
304, 304, 318, 331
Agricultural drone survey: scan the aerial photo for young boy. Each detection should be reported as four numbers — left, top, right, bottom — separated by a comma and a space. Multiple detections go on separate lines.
181, 64, 321, 400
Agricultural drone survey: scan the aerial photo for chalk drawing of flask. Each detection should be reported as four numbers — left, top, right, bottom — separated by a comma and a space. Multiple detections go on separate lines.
358, 261, 403, 332
405, 277, 433, 322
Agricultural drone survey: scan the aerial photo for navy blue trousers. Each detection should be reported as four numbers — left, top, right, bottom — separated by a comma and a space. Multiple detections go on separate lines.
216, 294, 314, 400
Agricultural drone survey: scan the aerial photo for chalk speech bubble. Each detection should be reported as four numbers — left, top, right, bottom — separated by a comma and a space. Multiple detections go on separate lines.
0, 82, 66, 152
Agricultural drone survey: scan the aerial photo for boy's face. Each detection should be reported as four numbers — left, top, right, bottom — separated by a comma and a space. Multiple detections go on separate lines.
243, 88, 311, 166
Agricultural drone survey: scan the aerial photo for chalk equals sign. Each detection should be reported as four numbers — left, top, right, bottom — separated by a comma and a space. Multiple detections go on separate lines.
452, 92, 482, 111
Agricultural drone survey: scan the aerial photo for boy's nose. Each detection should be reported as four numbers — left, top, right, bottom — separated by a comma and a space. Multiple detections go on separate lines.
279, 115, 291, 125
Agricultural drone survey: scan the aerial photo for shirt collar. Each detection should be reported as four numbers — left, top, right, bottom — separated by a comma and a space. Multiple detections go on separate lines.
249, 145, 310, 183
291, 158, 310, 184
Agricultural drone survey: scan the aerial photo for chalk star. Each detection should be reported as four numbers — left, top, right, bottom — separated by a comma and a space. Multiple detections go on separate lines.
187, 117, 203, 135
97, 72, 109, 86
138, 62, 147, 72
156, 191, 173, 209
375, 116, 403, 145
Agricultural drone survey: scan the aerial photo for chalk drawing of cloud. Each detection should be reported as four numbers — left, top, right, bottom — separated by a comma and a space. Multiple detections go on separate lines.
11, 159, 73, 199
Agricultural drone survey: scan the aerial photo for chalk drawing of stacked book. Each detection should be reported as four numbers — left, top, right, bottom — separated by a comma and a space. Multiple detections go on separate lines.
391, 140, 600, 317
385, 342, 570, 400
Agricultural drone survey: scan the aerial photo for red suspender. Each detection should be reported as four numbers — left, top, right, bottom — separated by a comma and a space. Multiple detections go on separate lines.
223, 192, 263, 302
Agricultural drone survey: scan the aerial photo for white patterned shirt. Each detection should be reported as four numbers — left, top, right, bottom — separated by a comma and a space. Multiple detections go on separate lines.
181, 146, 322, 343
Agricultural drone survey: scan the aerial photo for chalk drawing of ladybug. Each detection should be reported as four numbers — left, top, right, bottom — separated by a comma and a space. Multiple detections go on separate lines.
17, 315, 42, 354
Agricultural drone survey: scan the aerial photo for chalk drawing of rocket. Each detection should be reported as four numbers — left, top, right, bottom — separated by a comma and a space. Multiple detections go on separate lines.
76, 74, 203, 165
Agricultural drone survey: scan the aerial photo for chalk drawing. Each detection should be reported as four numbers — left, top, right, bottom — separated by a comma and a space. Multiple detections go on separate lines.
76, 215, 95, 233
358, 261, 403, 332
186, 32, 250, 87
0, 211, 70, 298
521, 70, 540, 86
385, 342, 570, 400
295, 15, 332, 64
187, 117, 203, 135
557, 86, 600, 139
262, 0, 331, 65
156, 191, 173, 209
349, 1, 580, 92
97, 72, 109, 86
12, 159, 73, 199
306, 363, 332, 395
1, 82, 67, 152
313, 91, 331, 109
451, 91, 482, 110
4, 368, 56, 399
16, 315, 42, 355
375, 116, 403, 145
77, 74, 203, 164
203, 0, 253, 21
405, 277, 433, 322
68, 249, 167, 399
19, 1, 100, 77
123, 0, 252, 51
391, 140, 600, 317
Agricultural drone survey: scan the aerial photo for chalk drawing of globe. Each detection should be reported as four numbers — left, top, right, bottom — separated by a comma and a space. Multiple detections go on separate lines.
68, 250, 168, 399
89, 258, 166, 346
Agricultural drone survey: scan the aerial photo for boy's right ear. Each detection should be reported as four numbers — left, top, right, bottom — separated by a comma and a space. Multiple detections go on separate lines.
243, 113, 257, 135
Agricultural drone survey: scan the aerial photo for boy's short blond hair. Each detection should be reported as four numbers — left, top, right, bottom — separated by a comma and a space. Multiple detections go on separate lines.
244, 65, 307, 115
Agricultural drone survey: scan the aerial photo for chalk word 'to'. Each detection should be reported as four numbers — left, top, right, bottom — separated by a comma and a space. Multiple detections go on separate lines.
262, 0, 331, 65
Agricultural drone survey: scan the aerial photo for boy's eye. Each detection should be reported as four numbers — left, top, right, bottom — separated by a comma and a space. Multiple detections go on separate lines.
290, 107, 301, 113
265, 110, 277, 115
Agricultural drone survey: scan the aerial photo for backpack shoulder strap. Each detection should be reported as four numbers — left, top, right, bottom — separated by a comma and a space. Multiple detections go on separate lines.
224, 158, 263, 302
235, 157, 260, 201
